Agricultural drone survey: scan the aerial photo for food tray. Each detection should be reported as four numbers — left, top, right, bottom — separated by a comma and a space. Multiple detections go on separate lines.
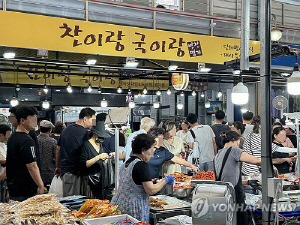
84, 214, 139, 225
150, 195, 191, 212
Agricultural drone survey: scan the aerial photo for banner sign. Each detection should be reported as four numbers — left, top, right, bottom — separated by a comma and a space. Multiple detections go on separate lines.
0, 11, 260, 64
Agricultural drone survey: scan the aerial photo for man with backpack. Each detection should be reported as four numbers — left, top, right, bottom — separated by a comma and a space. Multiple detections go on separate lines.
186, 113, 217, 172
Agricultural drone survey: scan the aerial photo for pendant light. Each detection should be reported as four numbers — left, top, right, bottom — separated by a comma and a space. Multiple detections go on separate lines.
156, 89, 161, 96
201, 92, 205, 98
180, 91, 184, 97
143, 86, 148, 95
271, 14, 282, 42
128, 88, 132, 95
87, 84, 93, 92
205, 101, 211, 108
66, 82, 73, 93
15, 67, 20, 92
217, 76, 222, 98
287, 56, 300, 95
42, 100, 50, 109
129, 101, 135, 108
10, 96, 19, 107
117, 86, 122, 93
231, 74, 249, 105
177, 102, 184, 110
43, 65, 49, 94
167, 88, 172, 95
98, 86, 102, 94
153, 101, 160, 109
101, 98, 108, 107
192, 89, 197, 97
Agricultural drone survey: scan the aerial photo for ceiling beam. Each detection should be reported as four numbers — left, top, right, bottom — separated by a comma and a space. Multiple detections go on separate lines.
273, 0, 300, 6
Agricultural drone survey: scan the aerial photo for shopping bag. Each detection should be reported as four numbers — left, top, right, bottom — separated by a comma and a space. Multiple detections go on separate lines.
49, 176, 63, 197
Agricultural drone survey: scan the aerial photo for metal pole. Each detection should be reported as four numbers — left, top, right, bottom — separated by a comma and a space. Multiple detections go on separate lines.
114, 128, 120, 190
3, 0, 6, 11
241, 0, 250, 71
297, 120, 300, 175
85, 0, 89, 21
260, 0, 273, 224
152, 0, 157, 29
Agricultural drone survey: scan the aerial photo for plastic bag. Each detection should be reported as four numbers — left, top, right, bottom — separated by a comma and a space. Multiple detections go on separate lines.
48, 176, 63, 197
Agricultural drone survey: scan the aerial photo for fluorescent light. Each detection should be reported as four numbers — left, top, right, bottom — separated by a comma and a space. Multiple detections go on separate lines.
124, 61, 139, 68
281, 73, 290, 77
168, 65, 178, 71
129, 102, 135, 108
199, 68, 212, 73
177, 103, 184, 110
233, 70, 241, 75
56, 89, 61, 92
42, 100, 50, 109
10, 96, 19, 107
86, 59, 97, 65
101, 98, 108, 107
3, 52, 15, 59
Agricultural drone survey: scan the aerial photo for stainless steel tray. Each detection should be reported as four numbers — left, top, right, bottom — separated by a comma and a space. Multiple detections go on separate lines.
150, 195, 191, 212
84, 214, 139, 225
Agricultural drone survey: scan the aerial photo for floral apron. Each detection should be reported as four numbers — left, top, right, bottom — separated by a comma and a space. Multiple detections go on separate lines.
111, 158, 150, 222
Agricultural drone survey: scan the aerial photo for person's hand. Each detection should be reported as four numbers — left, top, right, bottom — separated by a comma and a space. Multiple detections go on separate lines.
0, 171, 6, 181
54, 168, 61, 177
191, 165, 200, 173
37, 185, 44, 195
164, 175, 175, 185
289, 153, 296, 157
98, 153, 109, 160
285, 158, 294, 164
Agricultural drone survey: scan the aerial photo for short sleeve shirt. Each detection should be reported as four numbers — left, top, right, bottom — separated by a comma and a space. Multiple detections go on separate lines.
214, 147, 243, 187
186, 125, 216, 163
6, 132, 37, 197
125, 156, 152, 185
211, 124, 231, 150
147, 147, 174, 179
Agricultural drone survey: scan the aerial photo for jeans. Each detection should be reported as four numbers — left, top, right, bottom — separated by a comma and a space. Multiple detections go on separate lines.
198, 161, 214, 172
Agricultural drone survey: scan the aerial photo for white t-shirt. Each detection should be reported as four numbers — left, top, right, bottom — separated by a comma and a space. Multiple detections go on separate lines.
176, 130, 188, 143
0, 142, 7, 173
124, 129, 147, 161
243, 124, 254, 138
186, 125, 216, 163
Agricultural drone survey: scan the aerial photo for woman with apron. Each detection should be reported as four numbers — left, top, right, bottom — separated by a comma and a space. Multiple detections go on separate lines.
111, 134, 175, 222
214, 131, 261, 224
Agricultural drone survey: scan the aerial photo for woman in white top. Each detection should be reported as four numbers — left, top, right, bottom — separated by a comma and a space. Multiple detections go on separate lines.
176, 120, 189, 143
162, 120, 185, 174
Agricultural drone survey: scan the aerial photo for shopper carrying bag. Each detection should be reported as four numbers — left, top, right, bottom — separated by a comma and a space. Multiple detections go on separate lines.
49, 176, 63, 197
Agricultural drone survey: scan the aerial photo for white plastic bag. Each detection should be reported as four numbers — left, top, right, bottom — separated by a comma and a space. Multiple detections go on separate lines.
48, 176, 63, 197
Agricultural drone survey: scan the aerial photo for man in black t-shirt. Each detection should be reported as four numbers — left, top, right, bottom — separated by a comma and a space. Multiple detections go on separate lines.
6, 106, 44, 201
55, 108, 96, 197
211, 110, 230, 150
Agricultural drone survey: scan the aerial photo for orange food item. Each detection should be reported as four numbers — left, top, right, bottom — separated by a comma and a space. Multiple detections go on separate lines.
171, 172, 192, 182
173, 185, 192, 189
192, 171, 215, 180
278, 174, 288, 179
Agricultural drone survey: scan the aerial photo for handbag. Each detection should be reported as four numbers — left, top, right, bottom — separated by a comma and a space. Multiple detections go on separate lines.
88, 172, 102, 190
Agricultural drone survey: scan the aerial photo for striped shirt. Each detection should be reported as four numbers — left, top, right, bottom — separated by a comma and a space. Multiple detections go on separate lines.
242, 132, 279, 175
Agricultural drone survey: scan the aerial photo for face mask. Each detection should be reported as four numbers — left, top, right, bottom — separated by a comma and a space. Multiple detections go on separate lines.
96, 138, 104, 144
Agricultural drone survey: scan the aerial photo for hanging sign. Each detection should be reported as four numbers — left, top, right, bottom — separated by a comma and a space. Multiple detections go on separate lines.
0, 11, 260, 64
171, 73, 189, 90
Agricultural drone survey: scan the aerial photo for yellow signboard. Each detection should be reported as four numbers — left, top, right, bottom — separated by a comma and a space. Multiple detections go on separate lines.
0, 11, 260, 64
0, 72, 169, 90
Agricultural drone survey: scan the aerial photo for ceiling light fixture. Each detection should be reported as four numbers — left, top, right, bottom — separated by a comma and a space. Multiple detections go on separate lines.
153, 101, 160, 109
3, 52, 15, 59
98, 86, 102, 94
205, 101, 211, 108
156, 89, 161, 96
86, 59, 97, 65
287, 59, 300, 95
129, 101, 135, 108
180, 91, 184, 97
15, 83, 20, 92
192, 90, 197, 96
233, 70, 241, 75
201, 92, 205, 98
66, 82, 73, 93
143, 86, 148, 95
198, 63, 211, 73
101, 98, 108, 107
87, 83, 93, 92
271, 14, 282, 42
217, 91, 222, 98
43, 84, 49, 94
42, 100, 50, 109
117, 86, 122, 93
124, 57, 139, 68
128, 88, 132, 95
168, 65, 178, 71
232, 82, 249, 105
167, 88, 172, 95
177, 103, 184, 110
10, 96, 19, 107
